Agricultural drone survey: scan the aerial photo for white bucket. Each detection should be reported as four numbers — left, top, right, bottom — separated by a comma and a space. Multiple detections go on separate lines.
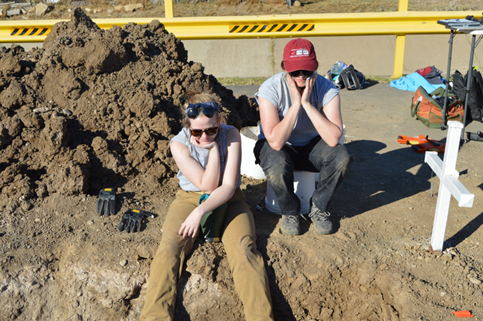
240, 126, 266, 180
265, 125, 346, 215
265, 171, 318, 215
340, 124, 346, 145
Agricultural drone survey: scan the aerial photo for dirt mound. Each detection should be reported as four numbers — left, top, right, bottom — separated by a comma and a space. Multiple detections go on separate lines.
0, 7, 258, 201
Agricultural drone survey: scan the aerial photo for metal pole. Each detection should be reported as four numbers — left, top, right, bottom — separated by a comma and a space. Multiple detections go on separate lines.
392, 35, 406, 79
165, 0, 173, 18
441, 30, 455, 131
398, 0, 408, 11
462, 35, 476, 140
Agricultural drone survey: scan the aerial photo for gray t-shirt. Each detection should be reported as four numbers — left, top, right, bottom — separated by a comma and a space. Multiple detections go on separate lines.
170, 124, 241, 192
255, 72, 339, 146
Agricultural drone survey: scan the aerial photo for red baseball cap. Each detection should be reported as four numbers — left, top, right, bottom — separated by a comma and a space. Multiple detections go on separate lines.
283, 38, 317, 73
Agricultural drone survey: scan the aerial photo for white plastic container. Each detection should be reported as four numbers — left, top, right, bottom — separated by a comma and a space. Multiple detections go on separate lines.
240, 126, 266, 180
265, 125, 346, 215
265, 171, 318, 215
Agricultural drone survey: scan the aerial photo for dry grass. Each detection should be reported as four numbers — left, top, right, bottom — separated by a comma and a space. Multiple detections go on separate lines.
2, 0, 482, 20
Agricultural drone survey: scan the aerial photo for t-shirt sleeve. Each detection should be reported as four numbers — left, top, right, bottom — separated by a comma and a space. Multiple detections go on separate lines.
170, 128, 189, 147
317, 77, 340, 110
255, 76, 281, 111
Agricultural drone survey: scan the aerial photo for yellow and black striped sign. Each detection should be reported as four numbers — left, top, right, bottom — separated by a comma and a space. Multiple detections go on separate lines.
229, 23, 314, 34
11, 28, 51, 36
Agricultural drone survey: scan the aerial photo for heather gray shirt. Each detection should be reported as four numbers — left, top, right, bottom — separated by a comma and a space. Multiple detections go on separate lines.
255, 72, 339, 146
171, 124, 241, 192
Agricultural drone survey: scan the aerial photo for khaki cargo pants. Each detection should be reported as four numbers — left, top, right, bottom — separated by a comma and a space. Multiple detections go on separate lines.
140, 188, 274, 321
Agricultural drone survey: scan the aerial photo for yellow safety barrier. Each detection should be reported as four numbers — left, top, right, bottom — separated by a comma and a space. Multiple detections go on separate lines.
0, 11, 480, 78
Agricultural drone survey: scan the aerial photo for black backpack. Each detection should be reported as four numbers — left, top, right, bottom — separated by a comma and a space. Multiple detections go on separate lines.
339, 65, 366, 90
452, 69, 483, 122
326, 64, 366, 90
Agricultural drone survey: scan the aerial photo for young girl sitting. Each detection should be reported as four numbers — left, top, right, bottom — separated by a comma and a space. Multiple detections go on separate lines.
140, 92, 274, 321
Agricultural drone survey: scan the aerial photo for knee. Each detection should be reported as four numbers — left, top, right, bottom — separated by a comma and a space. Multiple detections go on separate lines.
261, 148, 293, 172
335, 146, 351, 171
155, 234, 186, 257
239, 235, 260, 258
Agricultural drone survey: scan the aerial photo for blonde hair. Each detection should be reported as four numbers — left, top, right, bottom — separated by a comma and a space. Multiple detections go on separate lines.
182, 92, 224, 128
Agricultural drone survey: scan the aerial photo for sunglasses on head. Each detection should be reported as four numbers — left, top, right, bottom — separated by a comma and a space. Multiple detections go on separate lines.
185, 101, 221, 119
190, 126, 219, 137
288, 70, 314, 77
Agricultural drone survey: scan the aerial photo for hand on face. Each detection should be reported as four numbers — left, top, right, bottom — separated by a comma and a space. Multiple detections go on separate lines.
301, 76, 314, 106
286, 72, 302, 106
286, 71, 315, 108
189, 114, 219, 150
190, 133, 218, 150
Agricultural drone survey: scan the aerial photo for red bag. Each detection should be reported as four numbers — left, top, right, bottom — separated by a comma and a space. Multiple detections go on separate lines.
410, 86, 464, 128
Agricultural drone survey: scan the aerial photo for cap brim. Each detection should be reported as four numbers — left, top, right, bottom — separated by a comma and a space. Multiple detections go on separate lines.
284, 59, 317, 73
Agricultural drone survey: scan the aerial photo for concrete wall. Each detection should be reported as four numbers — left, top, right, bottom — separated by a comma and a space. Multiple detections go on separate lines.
183, 34, 483, 78
6, 34, 483, 79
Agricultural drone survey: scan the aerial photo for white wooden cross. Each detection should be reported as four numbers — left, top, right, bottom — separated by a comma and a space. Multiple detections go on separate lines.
424, 121, 475, 252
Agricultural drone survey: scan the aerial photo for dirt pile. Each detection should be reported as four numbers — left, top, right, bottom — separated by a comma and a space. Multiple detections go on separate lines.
0, 7, 258, 202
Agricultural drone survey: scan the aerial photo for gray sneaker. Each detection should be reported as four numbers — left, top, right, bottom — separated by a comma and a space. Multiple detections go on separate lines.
281, 214, 301, 235
308, 203, 333, 235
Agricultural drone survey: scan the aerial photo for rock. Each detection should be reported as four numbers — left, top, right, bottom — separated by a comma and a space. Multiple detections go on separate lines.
33, 107, 50, 114
469, 277, 481, 285
124, 3, 143, 12
20, 200, 32, 211
293, 0, 301, 6
6, 8, 21, 16
35, 3, 49, 16
120, 260, 128, 266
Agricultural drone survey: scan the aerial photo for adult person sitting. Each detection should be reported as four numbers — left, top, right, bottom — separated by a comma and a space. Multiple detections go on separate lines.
254, 38, 351, 236
140, 92, 274, 321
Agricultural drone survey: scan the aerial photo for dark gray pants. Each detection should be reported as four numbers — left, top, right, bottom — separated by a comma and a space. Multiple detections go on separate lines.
254, 136, 351, 216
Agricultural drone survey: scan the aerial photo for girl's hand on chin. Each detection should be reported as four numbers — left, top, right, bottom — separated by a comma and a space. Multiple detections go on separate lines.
190, 135, 217, 150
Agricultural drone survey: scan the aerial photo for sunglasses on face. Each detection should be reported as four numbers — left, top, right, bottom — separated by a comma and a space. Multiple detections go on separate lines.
185, 102, 221, 119
190, 126, 219, 137
288, 70, 314, 77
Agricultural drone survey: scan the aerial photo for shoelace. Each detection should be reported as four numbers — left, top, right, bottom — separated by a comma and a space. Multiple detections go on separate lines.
308, 210, 330, 222
285, 215, 299, 223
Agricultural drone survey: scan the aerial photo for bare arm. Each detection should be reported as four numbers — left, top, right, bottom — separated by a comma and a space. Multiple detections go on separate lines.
301, 77, 343, 147
259, 75, 304, 151
171, 139, 220, 194
178, 128, 241, 238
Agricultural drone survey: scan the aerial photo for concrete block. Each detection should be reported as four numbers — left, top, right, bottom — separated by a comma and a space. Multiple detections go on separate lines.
35, 3, 49, 16
6, 8, 21, 16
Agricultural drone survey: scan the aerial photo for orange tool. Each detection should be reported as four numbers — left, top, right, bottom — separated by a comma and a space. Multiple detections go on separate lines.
453, 310, 474, 317
411, 142, 445, 154
397, 135, 429, 145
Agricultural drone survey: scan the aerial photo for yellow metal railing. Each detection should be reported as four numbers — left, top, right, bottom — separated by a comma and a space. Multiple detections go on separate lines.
0, 11, 480, 78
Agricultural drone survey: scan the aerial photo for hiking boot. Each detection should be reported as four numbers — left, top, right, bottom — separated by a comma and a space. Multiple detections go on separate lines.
281, 214, 301, 235
308, 203, 333, 235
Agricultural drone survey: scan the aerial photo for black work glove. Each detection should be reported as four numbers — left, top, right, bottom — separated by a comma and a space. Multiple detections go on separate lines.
118, 209, 148, 233
96, 188, 116, 216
